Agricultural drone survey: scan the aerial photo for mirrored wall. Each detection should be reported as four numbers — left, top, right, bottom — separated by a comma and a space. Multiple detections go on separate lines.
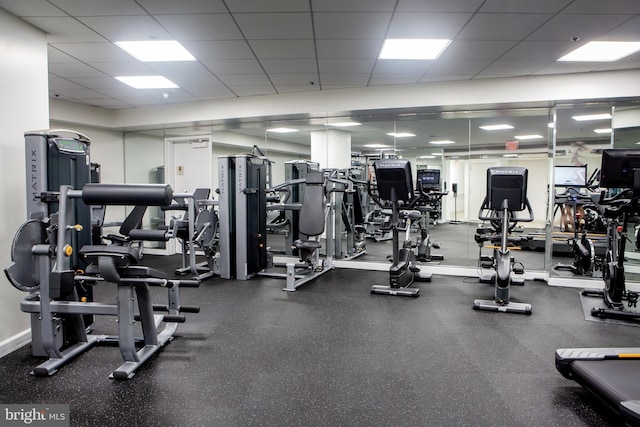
121, 99, 640, 276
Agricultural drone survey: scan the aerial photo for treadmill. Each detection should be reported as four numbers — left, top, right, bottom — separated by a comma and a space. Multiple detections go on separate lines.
555, 148, 640, 425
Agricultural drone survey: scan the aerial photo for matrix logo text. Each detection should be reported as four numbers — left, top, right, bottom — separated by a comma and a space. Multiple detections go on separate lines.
1, 405, 69, 426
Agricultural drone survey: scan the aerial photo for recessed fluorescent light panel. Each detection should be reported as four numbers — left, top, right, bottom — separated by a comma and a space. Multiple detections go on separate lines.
327, 122, 362, 127
364, 144, 390, 148
379, 39, 451, 60
115, 40, 196, 62
571, 113, 612, 121
594, 128, 612, 134
266, 127, 298, 133
558, 41, 640, 62
429, 140, 456, 145
479, 124, 514, 131
386, 132, 416, 138
514, 134, 544, 140
115, 76, 178, 89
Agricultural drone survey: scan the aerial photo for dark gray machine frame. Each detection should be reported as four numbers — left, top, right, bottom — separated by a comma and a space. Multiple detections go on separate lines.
218, 154, 270, 280
5, 183, 199, 379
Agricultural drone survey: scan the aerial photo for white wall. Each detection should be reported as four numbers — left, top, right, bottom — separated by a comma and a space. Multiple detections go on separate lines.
0, 9, 49, 350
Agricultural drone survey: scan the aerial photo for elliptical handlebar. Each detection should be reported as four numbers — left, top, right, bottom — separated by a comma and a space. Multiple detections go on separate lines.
478, 197, 534, 223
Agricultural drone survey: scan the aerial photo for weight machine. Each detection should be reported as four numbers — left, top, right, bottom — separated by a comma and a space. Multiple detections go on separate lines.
5, 183, 199, 379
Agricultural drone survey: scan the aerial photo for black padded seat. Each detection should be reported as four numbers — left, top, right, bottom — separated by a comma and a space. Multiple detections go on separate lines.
80, 245, 140, 267
293, 239, 322, 250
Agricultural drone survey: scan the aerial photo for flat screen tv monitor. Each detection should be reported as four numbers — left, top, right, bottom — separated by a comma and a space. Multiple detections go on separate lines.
600, 149, 640, 189
374, 159, 413, 202
416, 169, 440, 190
486, 167, 528, 212
554, 165, 587, 187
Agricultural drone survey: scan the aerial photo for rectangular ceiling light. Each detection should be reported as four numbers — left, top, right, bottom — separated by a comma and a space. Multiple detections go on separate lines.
594, 128, 612, 134
558, 41, 640, 62
379, 39, 451, 60
386, 132, 416, 138
429, 140, 456, 145
115, 40, 196, 62
115, 75, 178, 89
327, 122, 362, 127
571, 113, 612, 121
514, 134, 544, 140
479, 124, 514, 131
266, 127, 298, 133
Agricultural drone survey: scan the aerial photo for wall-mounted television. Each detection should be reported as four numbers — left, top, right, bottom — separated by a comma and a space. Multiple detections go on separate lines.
600, 149, 640, 189
554, 165, 587, 187
416, 169, 440, 190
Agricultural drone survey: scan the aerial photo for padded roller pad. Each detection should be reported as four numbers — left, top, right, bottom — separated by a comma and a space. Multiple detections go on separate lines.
82, 183, 173, 206
128, 229, 169, 241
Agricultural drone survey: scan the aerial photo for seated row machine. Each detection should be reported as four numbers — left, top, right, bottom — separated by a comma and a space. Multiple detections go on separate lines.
5, 183, 199, 379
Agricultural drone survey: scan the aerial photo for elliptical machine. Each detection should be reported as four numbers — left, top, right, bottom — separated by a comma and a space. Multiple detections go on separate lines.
473, 167, 534, 314
370, 159, 431, 297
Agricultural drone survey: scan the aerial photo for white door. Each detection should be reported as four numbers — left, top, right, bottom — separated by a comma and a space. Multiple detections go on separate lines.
164, 136, 213, 254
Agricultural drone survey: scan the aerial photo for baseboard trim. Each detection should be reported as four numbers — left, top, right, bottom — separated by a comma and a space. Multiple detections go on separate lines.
0, 329, 30, 358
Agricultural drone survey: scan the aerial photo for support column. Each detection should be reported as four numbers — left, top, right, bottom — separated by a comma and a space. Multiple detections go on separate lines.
310, 129, 351, 169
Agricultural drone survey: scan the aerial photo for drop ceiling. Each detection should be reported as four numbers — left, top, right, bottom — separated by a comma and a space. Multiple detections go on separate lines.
1, 0, 639, 153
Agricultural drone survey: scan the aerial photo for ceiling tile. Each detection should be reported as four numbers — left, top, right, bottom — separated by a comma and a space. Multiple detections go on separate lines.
387, 13, 473, 38
249, 40, 316, 59
136, 0, 227, 14
420, 74, 473, 83
527, 14, 632, 41
49, 77, 87, 90
369, 73, 424, 85
561, 0, 640, 14
48, 46, 80, 63
321, 73, 370, 86
234, 13, 313, 39
49, 62, 109, 78
47, 0, 147, 16
276, 85, 321, 93
599, 16, 640, 40
0, 0, 67, 16
181, 40, 255, 60
373, 60, 432, 74
77, 16, 174, 41
218, 74, 273, 86
270, 74, 319, 85
316, 40, 383, 59
427, 59, 493, 75
49, 42, 136, 63
314, 12, 392, 39
154, 14, 243, 40
500, 41, 575, 60
228, 86, 277, 96
23, 17, 108, 43
477, 59, 549, 76
68, 76, 130, 90
438, 40, 518, 60
458, 13, 554, 41
311, 0, 395, 12
479, 0, 572, 13
226, 0, 310, 13
396, 0, 485, 13
186, 86, 236, 100
260, 59, 318, 74
202, 59, 264, 75
90, 62, 156, 77
532, 62, 602, 75
318, 59, 376, 74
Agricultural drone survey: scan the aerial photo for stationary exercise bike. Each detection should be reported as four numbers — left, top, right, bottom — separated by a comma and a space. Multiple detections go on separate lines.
473, 167, 534, 314
414, 182, 447, 263
553, 188, 598, 276
370, 159, 431, 297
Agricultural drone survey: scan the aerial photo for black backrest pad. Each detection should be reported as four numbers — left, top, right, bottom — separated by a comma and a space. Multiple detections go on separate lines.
82, 183, 173, 206
299, 171, 325, 236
